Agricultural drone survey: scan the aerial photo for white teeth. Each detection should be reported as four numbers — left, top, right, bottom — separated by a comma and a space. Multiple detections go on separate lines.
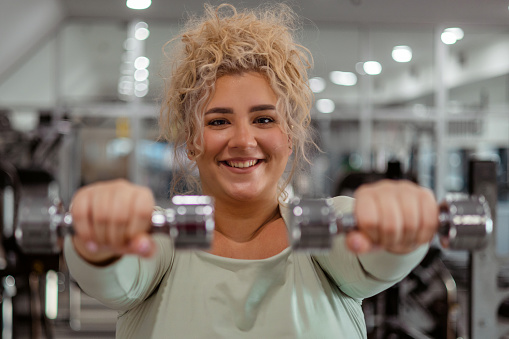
226, 160, 258, 168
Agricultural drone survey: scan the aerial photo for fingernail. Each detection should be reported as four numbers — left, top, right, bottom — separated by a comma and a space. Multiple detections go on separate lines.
137, 238, 151, 255
86, 241, 98, 253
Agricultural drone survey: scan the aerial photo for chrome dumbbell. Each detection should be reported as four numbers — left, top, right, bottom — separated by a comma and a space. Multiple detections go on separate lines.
289, 193, 492, 252
16, 195, 214, 254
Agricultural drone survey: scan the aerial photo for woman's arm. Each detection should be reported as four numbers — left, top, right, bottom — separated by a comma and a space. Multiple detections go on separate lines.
64, 179, 173, 311
64, 234, 174, 311
313, 181, 436, 299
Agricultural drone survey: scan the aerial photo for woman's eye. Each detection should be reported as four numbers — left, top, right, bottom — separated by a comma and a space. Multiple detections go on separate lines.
255, 117, 275, 124
208, 119, 229, 126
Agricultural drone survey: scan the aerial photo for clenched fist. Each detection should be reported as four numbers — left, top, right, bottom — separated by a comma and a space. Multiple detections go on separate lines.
346, 180, 438, 254
70, 179, 156, 265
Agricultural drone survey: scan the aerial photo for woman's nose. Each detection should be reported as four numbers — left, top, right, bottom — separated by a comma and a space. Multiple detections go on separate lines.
228, 122, 257, 149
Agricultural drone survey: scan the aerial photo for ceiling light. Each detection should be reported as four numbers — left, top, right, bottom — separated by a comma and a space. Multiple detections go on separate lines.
135, 28, 150, 40
126, 0, 152, 10
441, 27, 464, 45
392, 45, 412, 63
316, 99, 335, 114
134, 69, 149, 81
134, 22, 150, 40
134, 56, 150, 70
135, 82, 148, 92
330, 71, 357, 86
135, 87, 149, 98
363, 61, 382, 75
446, 27, 464, 41
309, 77, 326, 93
441, 31, 456, 45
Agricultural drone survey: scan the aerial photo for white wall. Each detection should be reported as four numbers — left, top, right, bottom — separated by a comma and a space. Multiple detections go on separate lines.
0, 0, 64, 82
0, 37, 57, 107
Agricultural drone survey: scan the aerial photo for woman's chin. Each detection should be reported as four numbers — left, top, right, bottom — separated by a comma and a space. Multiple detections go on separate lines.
227, 191, 262, 202
223, 186, 271, 203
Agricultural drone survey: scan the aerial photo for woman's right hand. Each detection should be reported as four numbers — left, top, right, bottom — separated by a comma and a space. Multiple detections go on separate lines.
70, 179, 156, 265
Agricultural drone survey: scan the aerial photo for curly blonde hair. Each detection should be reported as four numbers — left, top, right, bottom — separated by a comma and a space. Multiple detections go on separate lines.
160, 3, 316, 197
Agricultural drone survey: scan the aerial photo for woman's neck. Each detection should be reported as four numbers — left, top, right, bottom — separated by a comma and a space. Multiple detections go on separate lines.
213, 198, 281, 242
208, 197, 289, 259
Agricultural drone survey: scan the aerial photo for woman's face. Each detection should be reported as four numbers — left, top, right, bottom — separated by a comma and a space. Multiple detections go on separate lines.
192, 72, 292, 203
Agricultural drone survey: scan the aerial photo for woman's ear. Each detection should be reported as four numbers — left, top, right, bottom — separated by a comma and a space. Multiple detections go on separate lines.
187, 149, 196, 160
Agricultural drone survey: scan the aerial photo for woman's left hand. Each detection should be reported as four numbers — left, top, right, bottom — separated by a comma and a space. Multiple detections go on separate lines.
346, 179, 438, 254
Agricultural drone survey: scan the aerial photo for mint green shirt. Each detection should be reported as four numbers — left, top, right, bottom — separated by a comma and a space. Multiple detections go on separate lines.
64, 196, 428, 338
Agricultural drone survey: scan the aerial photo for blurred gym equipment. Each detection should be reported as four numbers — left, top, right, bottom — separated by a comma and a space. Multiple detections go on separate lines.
0, 111, 77, 339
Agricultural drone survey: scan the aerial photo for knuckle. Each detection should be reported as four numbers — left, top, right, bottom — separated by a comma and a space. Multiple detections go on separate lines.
382, 222, 398, 238
113, 214, 130, 227
93, 212, 109, 225
107, 216, 128, 236
358, 212, 377, 232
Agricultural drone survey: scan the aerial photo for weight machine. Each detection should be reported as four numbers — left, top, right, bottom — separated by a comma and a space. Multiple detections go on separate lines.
0, 110, 74, 339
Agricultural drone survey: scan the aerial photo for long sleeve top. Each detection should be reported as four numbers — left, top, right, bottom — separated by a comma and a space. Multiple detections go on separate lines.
64, 196, 428, 338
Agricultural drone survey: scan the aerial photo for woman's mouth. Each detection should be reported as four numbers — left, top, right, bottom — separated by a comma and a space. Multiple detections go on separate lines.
223, 160, 260, 168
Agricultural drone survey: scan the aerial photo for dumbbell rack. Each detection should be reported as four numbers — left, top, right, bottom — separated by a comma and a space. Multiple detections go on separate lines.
468, 160, 509, 338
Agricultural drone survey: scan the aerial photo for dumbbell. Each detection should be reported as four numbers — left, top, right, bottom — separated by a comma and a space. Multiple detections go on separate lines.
289, 193, 492, 252
15, 195, 214, 254
16, 192, 492, 254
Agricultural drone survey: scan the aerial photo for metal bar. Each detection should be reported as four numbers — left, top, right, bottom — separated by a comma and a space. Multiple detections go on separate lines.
434, 24, 448, 201
468, 159, 498, 339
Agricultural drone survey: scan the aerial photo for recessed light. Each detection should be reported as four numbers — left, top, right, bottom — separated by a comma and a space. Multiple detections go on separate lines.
392, 46, 412, 63
126, 0, 151, 10
330, 71, 357, 86
309, 77, 326, 93
363, 61, 382, 75
316, 99, 335, 114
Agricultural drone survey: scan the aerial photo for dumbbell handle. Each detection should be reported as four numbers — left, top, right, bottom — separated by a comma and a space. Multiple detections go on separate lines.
290, 193, 492, 251
335, 207, 484, 234
46, 211, 182, 236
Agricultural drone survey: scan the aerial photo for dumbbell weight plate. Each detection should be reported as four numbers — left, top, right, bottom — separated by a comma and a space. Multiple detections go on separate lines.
153, 195, 215, 250
288, 198, 338, 251
438, 193, 492, 250
15, 183, 64, 254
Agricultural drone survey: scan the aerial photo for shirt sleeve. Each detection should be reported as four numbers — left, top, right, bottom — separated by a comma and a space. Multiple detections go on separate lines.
64, 234, 174, 312
312, 196, 429, 299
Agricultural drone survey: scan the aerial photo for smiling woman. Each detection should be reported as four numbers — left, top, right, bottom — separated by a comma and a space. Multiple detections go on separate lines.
160, 3, 315, 198
64, 3, 439, 339
195, 72, 292, 204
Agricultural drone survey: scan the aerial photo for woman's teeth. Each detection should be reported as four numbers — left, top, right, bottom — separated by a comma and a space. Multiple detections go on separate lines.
226, 160, 258, 168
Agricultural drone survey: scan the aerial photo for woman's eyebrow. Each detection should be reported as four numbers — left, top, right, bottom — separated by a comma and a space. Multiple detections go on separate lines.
204, 107, 233, 114
249, 104, 276, 112
205, 104, 276, 115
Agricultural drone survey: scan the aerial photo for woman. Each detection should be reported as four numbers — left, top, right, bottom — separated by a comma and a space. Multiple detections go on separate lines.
64, 3, 438, 338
